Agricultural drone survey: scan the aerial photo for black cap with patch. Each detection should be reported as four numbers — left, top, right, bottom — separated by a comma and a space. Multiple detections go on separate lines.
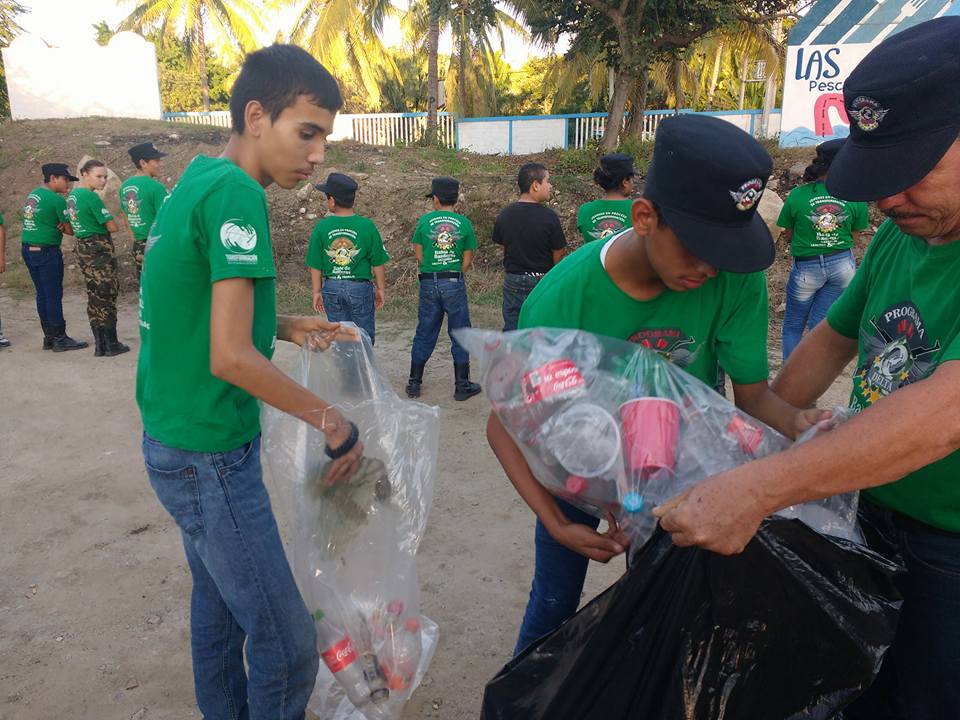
425, 176, 459, 199
316, 172, 358, 205
600, 152, 636, 177
643, 114, 774, 273
128, 142, 167, 165
41, 163, 79, 182
827, 16, 960, 202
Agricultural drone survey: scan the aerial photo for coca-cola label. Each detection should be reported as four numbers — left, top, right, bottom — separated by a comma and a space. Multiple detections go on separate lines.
321, 636, 358, 673
521, 360, 585, 404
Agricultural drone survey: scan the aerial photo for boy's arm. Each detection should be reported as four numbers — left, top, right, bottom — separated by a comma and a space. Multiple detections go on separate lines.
413, 244, 423, 267
462, 249, 474, 273
372, 265, 386, 310
106, 220, 119, 233
0, 224, 6, 273
310, 268, 324, 313
731, 380, 829, 439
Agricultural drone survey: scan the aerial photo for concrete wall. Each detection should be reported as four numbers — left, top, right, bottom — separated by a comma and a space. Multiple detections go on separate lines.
2, 32, 163, 121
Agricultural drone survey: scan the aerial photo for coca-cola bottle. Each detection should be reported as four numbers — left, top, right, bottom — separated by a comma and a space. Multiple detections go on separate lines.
313, 609, 372, 708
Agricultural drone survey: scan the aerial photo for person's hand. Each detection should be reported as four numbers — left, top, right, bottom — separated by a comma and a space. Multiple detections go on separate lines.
321, 407, 363, 484
653, 471, 767, 555
287, 317, 358, 350
793, 407, 834, 438
313, 291, 324, 314
374, 286, 385, 311
549, 511, 629, 562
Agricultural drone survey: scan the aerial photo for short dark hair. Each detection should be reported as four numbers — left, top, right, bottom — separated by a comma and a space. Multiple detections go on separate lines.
230, 44, 343, 134
594, 164, 634, 192
518, 163, 548, 194
332, 196, 355, 209
80, 159, 105, 175
436, 193, 458, 206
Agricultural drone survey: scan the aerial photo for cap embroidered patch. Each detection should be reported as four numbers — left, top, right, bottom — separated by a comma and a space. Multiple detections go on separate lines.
848, 96, 889, 132
729, 178, 764, 211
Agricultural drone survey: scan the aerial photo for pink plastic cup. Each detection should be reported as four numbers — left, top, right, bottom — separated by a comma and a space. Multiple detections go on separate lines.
619, 398, 681, 475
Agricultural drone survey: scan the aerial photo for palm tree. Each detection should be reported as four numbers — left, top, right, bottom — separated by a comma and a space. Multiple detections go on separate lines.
118, 0, 262, 112
0, 0, 27, 118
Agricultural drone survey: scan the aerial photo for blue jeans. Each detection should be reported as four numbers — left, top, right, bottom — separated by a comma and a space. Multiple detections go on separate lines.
21, 244, 65, 324
843, 499, 960, 720
514, 499, 601, 656
322, 279, 375, 345
411, 277, 472, 365
502, 274, 543, 332
142, 434, 318, 720
782, 250, 856, 361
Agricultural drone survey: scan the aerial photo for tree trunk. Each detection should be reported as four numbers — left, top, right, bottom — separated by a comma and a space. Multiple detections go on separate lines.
425, 10, 439, 143
673, 57, 684, 113
624, 67, 650, 140
457, 38, 467, 117
706, 40, 724, 108
196, 4, 209, 112
738, 51, 748, 111
601, 67, 636, 151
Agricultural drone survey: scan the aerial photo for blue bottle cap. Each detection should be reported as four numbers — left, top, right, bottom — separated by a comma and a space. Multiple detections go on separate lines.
623, 492, 644, 513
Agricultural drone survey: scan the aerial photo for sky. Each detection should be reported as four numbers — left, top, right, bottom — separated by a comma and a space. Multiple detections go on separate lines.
15, 0, 553, 68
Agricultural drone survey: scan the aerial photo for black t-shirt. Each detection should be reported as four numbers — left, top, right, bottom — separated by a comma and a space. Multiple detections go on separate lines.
492, 201, 567, 273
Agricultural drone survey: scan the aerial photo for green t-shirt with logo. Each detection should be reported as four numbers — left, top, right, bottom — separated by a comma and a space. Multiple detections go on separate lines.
20, 186, 68, 246
576, 199, 634, 243
305, 214, 389, 280
519, 234, 769, 387
137, 155, 277, 453
67, 188, 114, 238
777, 181, 868, 257
412, 210, 477, 272
119, 175, 168, 240
827, 220, 960, 532
0, 212, 4, 225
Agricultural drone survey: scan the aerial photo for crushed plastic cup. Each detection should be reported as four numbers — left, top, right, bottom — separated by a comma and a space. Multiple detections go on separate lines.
619, 398, 681, 474
565, 476, 588, 495
544, 403, 621, 478
727, 414, 764, 456
486, 353, 528, 406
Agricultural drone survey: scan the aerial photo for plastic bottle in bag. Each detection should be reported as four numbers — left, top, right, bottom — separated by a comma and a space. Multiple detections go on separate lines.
353, 611, 391, 704
314, 609, 373, 708
381, 617, 423, 691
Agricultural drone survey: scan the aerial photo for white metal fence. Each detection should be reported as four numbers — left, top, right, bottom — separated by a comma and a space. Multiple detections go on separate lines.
164, 110, 232, 128
346, 113, 456, 147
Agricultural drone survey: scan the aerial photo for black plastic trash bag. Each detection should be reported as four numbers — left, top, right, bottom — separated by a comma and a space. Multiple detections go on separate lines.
482, 518, 901, 720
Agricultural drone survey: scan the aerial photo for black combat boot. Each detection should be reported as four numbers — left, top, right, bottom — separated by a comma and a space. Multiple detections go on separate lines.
454, 362, 482, 401
405, 362, 426, 398
49, 322, 89, 352
93, 325, 105, 357
41, 321, 54, 350
102, 324, 130, 357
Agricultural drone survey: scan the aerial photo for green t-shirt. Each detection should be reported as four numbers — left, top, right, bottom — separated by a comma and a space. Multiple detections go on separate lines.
777, 181, 869, 257
827, 220, 960, 531
576, 199, 634, 243
20, 186, 68, 246
136, 155, 277, 453
519, 235, 769, 387
67, 188, 114, 238
412, 210, 477, 272
305, 214, 389, 280
0, 212, 4, 225
120, 175, 168, 240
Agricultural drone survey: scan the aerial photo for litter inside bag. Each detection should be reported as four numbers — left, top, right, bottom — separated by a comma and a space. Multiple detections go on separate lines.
482, 518, 902, 720
263, 325, 439, 720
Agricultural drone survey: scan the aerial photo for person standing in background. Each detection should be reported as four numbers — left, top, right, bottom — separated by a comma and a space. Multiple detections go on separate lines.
493, 163, 567, 332
0, 211, 9, 348
777, 139, 869, 361
119, 142, 168, 282
576, 153, 636, 242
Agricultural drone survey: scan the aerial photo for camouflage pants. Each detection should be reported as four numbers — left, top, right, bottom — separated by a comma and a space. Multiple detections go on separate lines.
133, 239, 146, 283
75, 233, 119, 328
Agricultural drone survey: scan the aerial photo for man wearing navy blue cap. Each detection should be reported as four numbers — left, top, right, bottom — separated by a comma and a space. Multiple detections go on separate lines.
120, 141, 168, 282
656, 16, 960, 719
490, 114, 826, 656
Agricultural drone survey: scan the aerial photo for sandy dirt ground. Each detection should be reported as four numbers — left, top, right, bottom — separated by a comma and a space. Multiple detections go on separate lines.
0, 291, 853, 720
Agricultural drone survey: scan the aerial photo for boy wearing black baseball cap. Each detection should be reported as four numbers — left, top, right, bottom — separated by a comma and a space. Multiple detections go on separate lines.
653, 18, 960, 719
306, 172, 389, 344
19, 163, 88, 351
405, 176, 482, 400
489, 114, 823, 656
119, 141, 168, 282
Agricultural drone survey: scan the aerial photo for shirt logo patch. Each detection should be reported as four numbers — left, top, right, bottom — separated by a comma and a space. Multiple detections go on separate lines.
326, 237, 360, 267
848, 96, 888, 133
729, 179, 764, 212
220, 220, 258, 253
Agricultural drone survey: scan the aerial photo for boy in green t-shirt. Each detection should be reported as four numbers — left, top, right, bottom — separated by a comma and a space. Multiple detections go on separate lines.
405, 176, 482, 401
19, 163, 88, 352
137, 45, 362, 720
120, 141, 168, 282
0, 211, 8, 348
490, 115, 824, 656
306, 172, 388, 344
576, 152, 636, 242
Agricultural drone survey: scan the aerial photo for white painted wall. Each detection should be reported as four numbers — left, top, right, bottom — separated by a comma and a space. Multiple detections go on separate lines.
510, 119, 567, 153
457, 120, 510, 154
2, 32, 163, 121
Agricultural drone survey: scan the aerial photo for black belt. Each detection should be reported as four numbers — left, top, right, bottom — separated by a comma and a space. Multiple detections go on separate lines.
506, 271, 547, 277
419, 271, 462, 280
793, 248, 850, 261
323, 277, 370, 283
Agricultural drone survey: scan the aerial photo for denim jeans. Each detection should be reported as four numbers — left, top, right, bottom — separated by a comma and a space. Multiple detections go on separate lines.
411, 277, 472, 365
21, 244, 65, 324
502, 274, 543, 332
322, 279, 376, 345
842, 498, 960, 720
142, 433, 318, 720
514, 499, 601, 656
782, 250, 856, 361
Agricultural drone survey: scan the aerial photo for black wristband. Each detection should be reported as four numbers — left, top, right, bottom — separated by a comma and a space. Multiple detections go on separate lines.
325, 421, 359, 459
